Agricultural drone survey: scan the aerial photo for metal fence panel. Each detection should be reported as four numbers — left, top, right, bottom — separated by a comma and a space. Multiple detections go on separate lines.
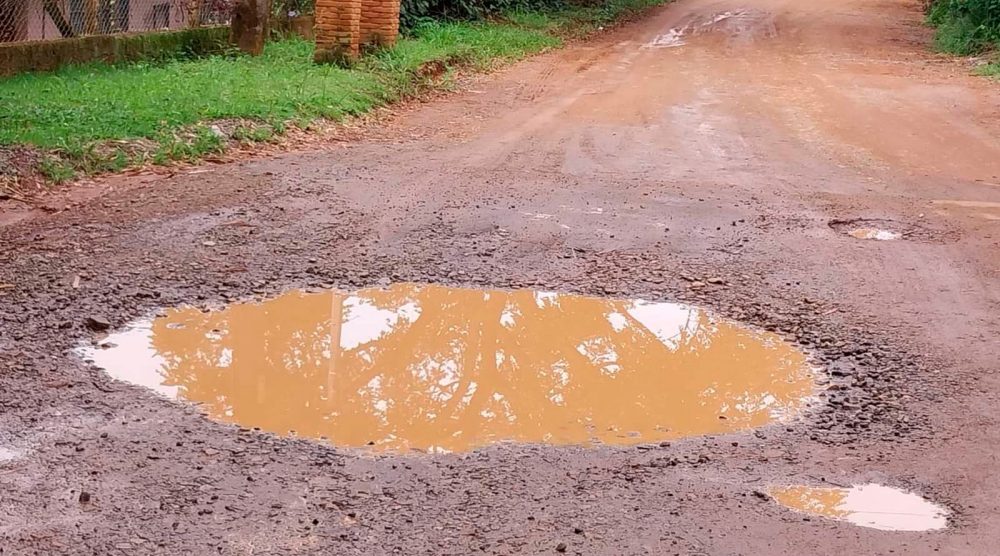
0, 0, 233, 43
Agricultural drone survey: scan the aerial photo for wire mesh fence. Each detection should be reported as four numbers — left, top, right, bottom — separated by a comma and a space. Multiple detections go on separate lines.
0, 0, 233, 43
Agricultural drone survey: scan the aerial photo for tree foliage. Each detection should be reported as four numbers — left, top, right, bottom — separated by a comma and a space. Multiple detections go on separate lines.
928, 0, 1000, 54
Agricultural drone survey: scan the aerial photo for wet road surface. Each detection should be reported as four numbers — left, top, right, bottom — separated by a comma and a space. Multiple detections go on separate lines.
2, 0, 1000, 553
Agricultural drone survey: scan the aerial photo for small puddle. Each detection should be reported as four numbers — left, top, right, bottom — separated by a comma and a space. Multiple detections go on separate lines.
769, 484, 949, 531
830, 219, 907, 241
846, 228, 901, 241
646, 10, 774, 48
0, 446, 22, 463
79, 283, 815, 453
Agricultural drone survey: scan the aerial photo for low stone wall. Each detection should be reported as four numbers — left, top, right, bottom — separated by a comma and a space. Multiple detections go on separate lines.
0, 26, 231, 77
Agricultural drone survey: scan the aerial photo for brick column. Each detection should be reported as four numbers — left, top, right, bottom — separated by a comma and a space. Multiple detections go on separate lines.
314, 0, 362, 64
360, 0, 400, 49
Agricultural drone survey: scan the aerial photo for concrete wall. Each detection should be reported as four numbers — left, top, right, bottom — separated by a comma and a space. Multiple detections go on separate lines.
0, 25, 229, 76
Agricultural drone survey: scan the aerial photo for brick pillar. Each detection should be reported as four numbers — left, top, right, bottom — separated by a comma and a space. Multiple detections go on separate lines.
314, 0, 362, 65
360, 0, 400, 49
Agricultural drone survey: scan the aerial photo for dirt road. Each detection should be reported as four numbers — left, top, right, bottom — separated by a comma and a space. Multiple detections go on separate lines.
3, 0, 1000, 553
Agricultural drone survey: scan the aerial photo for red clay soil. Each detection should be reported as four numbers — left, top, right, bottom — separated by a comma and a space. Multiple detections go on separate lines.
2, 0, 1000, 553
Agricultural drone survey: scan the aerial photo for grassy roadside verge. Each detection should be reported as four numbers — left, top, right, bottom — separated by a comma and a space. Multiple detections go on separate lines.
926, 0, 999, 77
975, 60, 1000, 77
0, 0, 665, 188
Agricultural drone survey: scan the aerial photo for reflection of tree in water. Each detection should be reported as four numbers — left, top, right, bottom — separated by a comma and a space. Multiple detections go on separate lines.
154, 292, 334, 424
150, 284, 811, 452
770, 487, 850, 519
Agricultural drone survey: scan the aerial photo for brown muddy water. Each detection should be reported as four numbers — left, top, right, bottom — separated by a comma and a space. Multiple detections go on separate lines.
769, 484, 949, 531
79, 283, 816, 453
847, 228, 901, 241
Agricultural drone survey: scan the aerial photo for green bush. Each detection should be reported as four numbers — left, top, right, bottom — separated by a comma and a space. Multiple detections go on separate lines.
928, 0, 1000, 54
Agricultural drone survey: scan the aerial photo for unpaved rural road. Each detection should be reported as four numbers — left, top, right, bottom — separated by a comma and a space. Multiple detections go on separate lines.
3, 0, 1000, 553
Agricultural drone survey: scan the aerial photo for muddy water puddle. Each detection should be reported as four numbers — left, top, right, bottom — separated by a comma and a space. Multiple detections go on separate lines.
847, 228, 901, 241
770, 484, 949, 531
646, 9, 776, 48
80, 283, 815, 453
830, 219, 907, 241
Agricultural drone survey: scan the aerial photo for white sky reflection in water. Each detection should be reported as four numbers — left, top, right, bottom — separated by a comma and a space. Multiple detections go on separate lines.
78, 283, 814, 453
770, 484, 949, 531
84, 322, 178, 399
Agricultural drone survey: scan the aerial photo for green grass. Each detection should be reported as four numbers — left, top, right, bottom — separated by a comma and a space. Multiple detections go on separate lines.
977, 61, 1000, 77
0, 40, 387, 149
383, 20, 561, 71
0, 0, 665, 180
932, 15, 984, 55
508, 0, 666, 36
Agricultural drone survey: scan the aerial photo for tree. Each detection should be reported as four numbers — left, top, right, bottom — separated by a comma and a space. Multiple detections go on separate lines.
230, 0, 270, 55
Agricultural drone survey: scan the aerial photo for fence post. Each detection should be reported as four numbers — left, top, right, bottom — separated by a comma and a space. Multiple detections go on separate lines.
188, 0, 201, 27
83, 0, 99, 34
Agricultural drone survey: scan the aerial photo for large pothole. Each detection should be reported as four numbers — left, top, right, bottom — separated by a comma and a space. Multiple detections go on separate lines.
79, 283, 818, 453
828, 218, 949, 243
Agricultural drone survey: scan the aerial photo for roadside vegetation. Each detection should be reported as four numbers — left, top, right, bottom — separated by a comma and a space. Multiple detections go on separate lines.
0, 0, 665, 185
977, 60, 1000, 75
927, 0, 999, 74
